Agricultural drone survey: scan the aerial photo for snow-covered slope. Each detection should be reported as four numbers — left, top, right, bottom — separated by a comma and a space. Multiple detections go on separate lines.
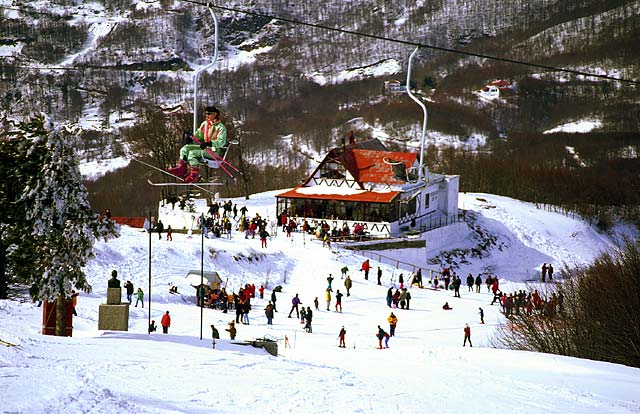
0, 191, 638, 414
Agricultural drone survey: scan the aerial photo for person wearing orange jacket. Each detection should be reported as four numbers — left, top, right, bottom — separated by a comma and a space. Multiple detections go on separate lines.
387, 312, 398, 337
360, 259, 371, 280
161, 310, 171, 334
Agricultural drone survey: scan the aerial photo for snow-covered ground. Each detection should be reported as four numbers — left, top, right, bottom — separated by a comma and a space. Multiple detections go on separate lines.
1, 191, 638, 414
543, 119, 602, 134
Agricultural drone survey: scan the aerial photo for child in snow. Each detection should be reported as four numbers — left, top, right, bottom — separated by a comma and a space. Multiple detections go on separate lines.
226, 321, 237, 340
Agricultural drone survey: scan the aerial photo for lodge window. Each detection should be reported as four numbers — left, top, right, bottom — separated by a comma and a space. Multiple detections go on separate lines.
277, 198, 393, 222
319, 161, 345, 179
399, 197, 417, 218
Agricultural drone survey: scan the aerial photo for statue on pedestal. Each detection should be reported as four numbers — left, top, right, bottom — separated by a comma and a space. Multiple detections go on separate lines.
108, 270, 121, 288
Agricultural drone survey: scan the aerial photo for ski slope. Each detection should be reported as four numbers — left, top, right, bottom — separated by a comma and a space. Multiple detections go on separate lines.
0, 191, 638, 414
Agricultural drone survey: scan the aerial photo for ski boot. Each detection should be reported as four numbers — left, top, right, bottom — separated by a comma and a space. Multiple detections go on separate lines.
167, 160, 188, 179
183, 166, 201, 183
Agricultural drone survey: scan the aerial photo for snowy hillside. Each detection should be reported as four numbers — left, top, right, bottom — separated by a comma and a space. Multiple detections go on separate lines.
0, 191, 638, 414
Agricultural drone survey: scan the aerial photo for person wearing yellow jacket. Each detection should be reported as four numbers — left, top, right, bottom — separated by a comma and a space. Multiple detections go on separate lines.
388, 312, 398, 337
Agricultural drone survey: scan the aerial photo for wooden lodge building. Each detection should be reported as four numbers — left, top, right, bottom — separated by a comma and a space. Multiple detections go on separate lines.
275, 138, 460, 238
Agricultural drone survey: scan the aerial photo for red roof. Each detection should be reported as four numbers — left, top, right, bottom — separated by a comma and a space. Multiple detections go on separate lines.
490, 79, 512, 89
276, 188, 399, 203
111, 216, 146, 228
350, 149, 417, 184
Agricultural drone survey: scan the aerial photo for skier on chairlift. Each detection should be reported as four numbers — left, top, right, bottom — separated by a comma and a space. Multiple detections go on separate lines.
167, 106, 227, 183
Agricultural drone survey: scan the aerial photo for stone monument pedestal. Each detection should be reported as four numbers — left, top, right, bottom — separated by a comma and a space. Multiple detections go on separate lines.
98, 287, 129, 331
107, 287, 122, 305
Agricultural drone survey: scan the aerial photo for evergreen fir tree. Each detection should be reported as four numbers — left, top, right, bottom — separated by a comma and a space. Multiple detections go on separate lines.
0, 116, 48, 299
18, 116, 119, 335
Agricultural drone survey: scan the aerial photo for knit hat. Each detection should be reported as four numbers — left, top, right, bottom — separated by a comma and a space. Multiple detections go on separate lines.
205, 106, 219, 115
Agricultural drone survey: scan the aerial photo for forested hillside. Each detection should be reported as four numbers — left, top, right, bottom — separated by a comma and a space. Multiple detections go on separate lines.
1, 0, 638, 220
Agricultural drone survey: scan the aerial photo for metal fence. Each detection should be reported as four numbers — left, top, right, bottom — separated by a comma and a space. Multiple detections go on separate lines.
355, 249, 443, 281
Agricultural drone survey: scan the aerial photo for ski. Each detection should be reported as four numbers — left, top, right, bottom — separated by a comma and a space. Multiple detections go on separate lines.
0, 338, 18, 347
131, 158, 217, 196
147, 179, 223, 187
189, 135, 242, 178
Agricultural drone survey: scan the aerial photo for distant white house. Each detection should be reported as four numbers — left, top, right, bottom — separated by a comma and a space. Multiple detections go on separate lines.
478, 85, 500, 99
384, 79, 405, 95
476, 80, 514, 100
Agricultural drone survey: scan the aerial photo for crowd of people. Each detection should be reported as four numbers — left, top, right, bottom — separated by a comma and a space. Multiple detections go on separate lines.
111, 197, 564, 350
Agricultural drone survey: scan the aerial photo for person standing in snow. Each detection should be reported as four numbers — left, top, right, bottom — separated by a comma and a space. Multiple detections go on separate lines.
304, 307, 313, 333
392, 289, 400, 308
300, 306, 307, 325
156, 220, 164, 240
135, 288, 144, 307
226, 321, 237, 340
335, 290, 343, 313
388, 312, 398, 337
547, 263, 554, 281
270, 289, 277, 312
327, 274, 334, 291
386, 287, 393, 308
344, 275, 352, 297
479, 307, 485, 324
453, 275, 462, 298
325, 288, 332, 311
259, 228, 269, 248
463, 324, 472, 347
288, 293, 301, 318
70, 290, 79, 316
313, 296, 319, 311
211, 324, 220, 349
361, 259, 371, 280
338, 326, 347, 348
475, 274, 482, 293
485, 274, 493, 293
166, 225, 173, 241
264, 301, 274, 325
259, 284, 265, 299
466, 273, 475, 292
235, 296, 244, 324
124, 280, 134, 304
242, 298, 250, 325
377, 266, 382, 285
161, 311, 171, 334
399, 288, 408, 310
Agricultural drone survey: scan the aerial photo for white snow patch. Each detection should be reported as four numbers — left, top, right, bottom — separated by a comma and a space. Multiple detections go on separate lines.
308, 59, 402, 86
79, 156, 131, 180
544, 119, 602, 134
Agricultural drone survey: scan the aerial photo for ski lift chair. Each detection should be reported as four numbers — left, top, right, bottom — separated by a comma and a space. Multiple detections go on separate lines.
200, 140, 239, 169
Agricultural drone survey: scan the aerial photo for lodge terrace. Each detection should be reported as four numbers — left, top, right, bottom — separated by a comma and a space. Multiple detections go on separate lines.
275, 138, 460, 238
